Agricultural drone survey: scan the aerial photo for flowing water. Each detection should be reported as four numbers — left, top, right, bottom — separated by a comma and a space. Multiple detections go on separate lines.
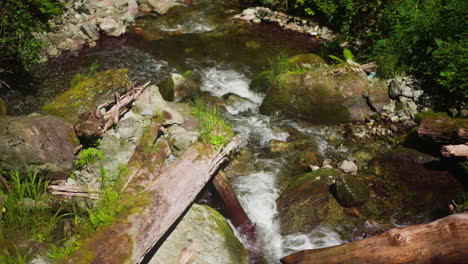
0, 0, 353, 262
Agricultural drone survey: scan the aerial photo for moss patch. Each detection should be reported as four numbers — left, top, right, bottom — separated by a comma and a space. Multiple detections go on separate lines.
41, 69, 131, 124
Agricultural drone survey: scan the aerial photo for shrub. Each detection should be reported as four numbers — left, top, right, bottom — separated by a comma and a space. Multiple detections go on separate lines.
0, 0, 63, 65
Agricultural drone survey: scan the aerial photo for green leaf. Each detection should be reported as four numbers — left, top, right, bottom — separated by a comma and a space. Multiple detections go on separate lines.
343, 48, 354, 61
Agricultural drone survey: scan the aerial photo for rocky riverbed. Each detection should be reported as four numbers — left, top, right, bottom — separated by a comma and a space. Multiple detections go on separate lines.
0, 0, 466, 263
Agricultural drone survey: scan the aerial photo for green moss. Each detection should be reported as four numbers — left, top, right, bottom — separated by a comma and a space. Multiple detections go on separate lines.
41, 69, 130, 124
287, 53, 326, 70
200, 205, 249, 264
413, 110, 449, 124
159, 77, 175, 101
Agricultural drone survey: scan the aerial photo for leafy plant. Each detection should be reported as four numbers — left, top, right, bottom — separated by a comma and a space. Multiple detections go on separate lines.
191, 98, 234, 150
47, 239, 82, 261
265, 52, 290, 83
0, 0, 63, 66
329, 48, 355, 64
75, 148, 105, 169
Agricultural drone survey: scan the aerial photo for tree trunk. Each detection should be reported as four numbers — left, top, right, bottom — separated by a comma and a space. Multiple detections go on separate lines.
212, 171, 263, 259
418, 117, 468, 143
65, 135, 242, 264
281, 213, 468, 264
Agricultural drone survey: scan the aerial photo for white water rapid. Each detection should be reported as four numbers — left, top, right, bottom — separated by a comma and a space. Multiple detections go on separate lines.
199, 66, 343, 263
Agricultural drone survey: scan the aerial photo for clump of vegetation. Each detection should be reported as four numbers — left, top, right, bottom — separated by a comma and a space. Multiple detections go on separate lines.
75, 148, 105, 169
0, 0, 63, 66
191, 98, 234, 150
265, 52, 290, 83
0, 169, 66, 262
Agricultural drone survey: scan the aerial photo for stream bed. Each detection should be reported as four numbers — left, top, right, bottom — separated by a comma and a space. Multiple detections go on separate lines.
2, 0, 463, 262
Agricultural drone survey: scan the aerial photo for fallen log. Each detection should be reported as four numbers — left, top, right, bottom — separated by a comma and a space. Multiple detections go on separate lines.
48, 184, 100, 199
65, 135, 242, 264
212, 171, 263, 258
441, 143, 468, 157
418, 117, 468, 144
281, 213, 468, 264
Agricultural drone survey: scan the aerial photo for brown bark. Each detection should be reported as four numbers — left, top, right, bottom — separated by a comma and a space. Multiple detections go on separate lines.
418, 117, 468, 144
441, 143, 468, 157
212, 171, 263, 258
281, 213, 468, 264
49, 184, 99, 199
65, 135, 242, 264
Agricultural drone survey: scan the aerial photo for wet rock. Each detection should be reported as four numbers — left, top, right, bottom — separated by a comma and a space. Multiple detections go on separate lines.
0, 115, 78, 178
41, 69, 131, 124
261, 63, 371, 123
150, 204, 249, 264
249, 71, 271, 94
337, 160, 358, 174
161, 72, 201, 101
277, 168, 354, 235
333, 175, 369, 207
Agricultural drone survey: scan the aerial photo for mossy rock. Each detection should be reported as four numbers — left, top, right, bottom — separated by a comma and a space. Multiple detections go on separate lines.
0, 97, 6, 116
367, 80, 390, 113
260, 65, 370, 123
41, 69, 131, 124
277, 168, 356, 235
413, 110, 449, 124
286, 53, 326, 70
249, 71, 271, 94
150, 204, 249, 264
333, 175, 370, 207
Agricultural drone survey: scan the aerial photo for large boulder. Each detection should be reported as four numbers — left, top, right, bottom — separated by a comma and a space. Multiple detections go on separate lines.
0, 115, 79, 178
277, 168, 355, 235
286, 53, 326, 70
150, 204, 249, 264
260, 64, 370, 123
41, 69, 131, 124
333, 175, 370, 207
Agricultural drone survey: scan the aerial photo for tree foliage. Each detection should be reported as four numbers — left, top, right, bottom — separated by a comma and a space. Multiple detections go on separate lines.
0, 0, 62, 65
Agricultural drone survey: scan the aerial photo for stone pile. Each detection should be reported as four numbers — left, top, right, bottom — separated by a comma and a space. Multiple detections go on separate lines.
36, 0, 182, 58
234, 7, 335, 40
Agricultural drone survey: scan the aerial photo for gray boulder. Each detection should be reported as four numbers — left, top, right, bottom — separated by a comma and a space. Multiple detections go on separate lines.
147, 0, 181, 15
150, 204, 249, 264
0, 116, 79, 178
388, 80, 401, 99
167, 126, 199, 156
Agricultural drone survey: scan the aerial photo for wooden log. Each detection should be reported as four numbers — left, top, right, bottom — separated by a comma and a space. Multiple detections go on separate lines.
212, 171, 263, 259
441, 144, 468, 157
48, 184, 100, 199
65, 135, 242, 264
418, 117, 468, 144
281, 213, 468, 264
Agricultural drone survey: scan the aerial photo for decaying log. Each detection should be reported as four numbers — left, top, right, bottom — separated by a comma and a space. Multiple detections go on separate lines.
418, 117, 468, 144
281, 213, 468, 264
441, 143, 468, 157
176, 241, 197, 264
49, 184, 100, 199
74, 81, 150, 139
213, 171, 263, 258
65, 135, 242, 264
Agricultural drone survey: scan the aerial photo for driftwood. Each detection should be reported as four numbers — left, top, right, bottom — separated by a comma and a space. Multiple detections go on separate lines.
65, 135, 242, 263
74, 81, 150, 139
49, 184, 100, 199
418, 117, 468, 144
442, 143, 468, 157
213, 171, 263, 258
281, 213, 468, 264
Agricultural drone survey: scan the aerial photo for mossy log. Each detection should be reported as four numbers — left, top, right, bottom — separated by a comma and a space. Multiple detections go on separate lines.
65, 135, 242, 264
418, 117, 468, 144
281, 213, 468, 264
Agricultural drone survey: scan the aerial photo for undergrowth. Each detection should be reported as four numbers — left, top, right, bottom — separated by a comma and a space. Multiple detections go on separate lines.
191, 98, 234, 150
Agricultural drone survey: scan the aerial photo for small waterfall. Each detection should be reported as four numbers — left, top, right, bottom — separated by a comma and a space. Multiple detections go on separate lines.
199, 67, 343, 262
